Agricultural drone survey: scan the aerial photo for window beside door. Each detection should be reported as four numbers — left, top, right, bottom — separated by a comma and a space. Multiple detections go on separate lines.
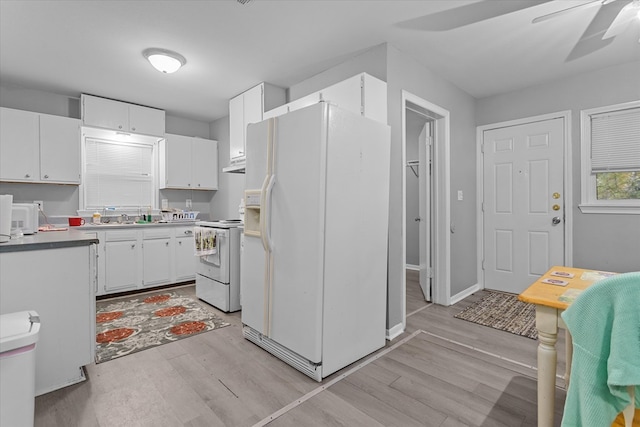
579, 101, 640, 214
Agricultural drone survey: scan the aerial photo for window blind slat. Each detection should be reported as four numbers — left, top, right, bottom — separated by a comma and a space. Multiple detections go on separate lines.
591, 107, 640, 172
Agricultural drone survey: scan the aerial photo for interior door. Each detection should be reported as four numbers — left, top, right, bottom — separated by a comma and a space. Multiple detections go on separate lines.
483, 118, 564, 293
418, 122, 432, 301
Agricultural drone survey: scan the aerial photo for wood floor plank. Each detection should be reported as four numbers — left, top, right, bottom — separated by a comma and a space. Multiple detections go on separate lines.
268, 388, 386, 427
343, 364, 448, 426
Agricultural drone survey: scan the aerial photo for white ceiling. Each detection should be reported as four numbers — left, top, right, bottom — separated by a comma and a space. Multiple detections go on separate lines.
1, 0, 639, 123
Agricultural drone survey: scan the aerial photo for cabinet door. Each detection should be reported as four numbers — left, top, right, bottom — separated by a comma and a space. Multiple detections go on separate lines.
129, 104, 165, 136
82, 95, 129, 131
39, 114, 81, 183
105, 240, 140, 292
143, 238, 172, 287
192, 138, 218, 190
163, 134, 192, 188
320, 75, 362, 117
243, 84, 264, 128
175, 231, 196, 281
229, 93, 245, 161
0, 107, 39, 182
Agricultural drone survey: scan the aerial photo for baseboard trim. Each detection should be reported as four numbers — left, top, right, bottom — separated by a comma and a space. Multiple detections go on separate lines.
449, 283, 480, 305
386, 322, 404, 341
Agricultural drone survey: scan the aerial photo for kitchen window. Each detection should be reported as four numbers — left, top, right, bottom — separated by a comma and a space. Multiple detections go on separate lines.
579, 101, 640, 214
80, 128, 159, 213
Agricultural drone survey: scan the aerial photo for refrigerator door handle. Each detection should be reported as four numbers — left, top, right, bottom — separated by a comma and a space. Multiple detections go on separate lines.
263, 174, 276, 253
259, 174, 270, 251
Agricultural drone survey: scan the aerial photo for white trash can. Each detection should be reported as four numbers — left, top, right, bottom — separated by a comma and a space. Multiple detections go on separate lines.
0, 311, 41, 427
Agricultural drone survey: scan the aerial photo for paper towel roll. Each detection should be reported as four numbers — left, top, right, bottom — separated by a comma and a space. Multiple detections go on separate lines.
0, 194, 13, 243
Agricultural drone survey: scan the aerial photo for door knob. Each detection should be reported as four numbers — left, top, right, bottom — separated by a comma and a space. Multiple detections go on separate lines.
415, 217, 421, 222
552, 216, 562, 225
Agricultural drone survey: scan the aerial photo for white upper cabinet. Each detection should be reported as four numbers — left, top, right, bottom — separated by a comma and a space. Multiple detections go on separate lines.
228, 82, 286, 164
0, 107, 39, 182
160, 134, 218, 190
0, 107, 80, 184
81, 94, 165, 136
39, 114, 81, 183
263, 73, 387, 124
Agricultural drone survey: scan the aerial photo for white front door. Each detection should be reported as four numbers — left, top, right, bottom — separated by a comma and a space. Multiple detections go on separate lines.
482, 118, 565, 293
418, 122, 432, 301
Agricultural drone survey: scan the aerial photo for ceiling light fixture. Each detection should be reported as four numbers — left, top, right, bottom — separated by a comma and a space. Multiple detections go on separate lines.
142, 48, 186, 74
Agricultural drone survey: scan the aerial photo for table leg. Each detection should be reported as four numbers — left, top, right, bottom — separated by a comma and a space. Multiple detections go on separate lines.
536, 305, 559, 427
565, 329, 572, 389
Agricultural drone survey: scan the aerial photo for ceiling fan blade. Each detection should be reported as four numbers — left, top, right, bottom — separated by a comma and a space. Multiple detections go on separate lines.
603, 0, 640, 38
532, 0, 603, 24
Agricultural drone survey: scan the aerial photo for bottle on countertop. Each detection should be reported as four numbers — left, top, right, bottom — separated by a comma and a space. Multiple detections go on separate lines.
92, 211, 101, 224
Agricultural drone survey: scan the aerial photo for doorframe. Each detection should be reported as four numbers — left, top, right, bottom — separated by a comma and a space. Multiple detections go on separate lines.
476, 111, 574, 289
401, 90, 451, 330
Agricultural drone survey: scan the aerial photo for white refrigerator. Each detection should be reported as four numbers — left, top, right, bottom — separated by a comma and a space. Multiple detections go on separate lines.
241, 101, 390, 381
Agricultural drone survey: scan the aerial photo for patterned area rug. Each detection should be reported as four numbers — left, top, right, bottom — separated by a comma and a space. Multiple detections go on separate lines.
454, 291, 538, 340
95, 287, 230, 363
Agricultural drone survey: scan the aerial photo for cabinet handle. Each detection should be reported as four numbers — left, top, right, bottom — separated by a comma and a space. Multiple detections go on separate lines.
131, 244, 135, 249
132, 127, 136, 131
166, 241, 169, 246
44, 174, 49, 179
184, 230, 192, 235
25, 173, 30, 178
178, 241, 182, 245
119, 125, 123, 129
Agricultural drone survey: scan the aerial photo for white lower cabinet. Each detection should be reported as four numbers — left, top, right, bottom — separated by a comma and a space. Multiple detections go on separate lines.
104, 230, 142, 294
142, 229, 172, 288
96, 225, 196, 296
174, 226, 196, 282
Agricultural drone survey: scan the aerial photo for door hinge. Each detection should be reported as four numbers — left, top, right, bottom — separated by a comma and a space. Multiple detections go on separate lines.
481, 202, 485, 212
428, 136, 433, 147
481, 259, 485, 270
480, 143, 484, 153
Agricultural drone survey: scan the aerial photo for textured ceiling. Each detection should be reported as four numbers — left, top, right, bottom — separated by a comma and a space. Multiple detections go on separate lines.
1, 0, 638, 122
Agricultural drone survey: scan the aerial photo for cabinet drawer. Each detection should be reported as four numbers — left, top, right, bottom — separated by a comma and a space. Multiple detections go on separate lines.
105, 229, 139, 241
174, 226, 194, 238
143, 228, 172, 239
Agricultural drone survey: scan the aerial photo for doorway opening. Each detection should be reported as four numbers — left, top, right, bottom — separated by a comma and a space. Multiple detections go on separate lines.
399, 91, 451, 337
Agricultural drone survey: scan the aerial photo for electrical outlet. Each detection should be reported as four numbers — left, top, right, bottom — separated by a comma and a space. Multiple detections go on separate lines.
457, 191, 463, 201
186, 199, 192, 208
34, 200, 43, 210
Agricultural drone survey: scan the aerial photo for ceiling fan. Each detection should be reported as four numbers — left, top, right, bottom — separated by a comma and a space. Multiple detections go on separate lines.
533, 0, 640, 40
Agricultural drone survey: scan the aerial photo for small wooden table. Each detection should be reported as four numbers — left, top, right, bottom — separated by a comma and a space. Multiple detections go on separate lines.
519, 266, 617, 427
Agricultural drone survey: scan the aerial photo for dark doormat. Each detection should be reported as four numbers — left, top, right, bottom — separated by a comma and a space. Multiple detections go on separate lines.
454, 291, 537, 340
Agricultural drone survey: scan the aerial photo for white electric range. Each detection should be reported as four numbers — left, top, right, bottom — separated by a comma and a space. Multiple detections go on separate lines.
195, 220, 242, 312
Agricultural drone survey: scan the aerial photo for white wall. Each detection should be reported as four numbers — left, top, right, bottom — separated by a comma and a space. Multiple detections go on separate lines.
386, 45, 477, 326
476, 60, 640, 273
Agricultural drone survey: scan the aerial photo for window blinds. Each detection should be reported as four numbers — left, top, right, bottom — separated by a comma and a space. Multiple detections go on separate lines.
590, 106, 640, 173
84, 138, 154, 209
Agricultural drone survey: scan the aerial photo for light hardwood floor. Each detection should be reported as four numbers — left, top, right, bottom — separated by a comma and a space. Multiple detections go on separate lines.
34, 273, 566, 426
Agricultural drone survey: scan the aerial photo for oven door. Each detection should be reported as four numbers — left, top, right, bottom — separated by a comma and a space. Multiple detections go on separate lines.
197, 228, 230, 284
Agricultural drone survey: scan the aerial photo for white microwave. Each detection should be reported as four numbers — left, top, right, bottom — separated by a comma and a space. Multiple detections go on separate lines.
12, 203, 39, 234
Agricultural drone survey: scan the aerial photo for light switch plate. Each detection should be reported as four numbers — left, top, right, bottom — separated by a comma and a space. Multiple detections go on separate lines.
186, 199, 192, 208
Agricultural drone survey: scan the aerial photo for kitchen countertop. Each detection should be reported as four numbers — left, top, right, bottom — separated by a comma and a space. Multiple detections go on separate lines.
78, 220, 196, 230
0, 229, 99, 253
